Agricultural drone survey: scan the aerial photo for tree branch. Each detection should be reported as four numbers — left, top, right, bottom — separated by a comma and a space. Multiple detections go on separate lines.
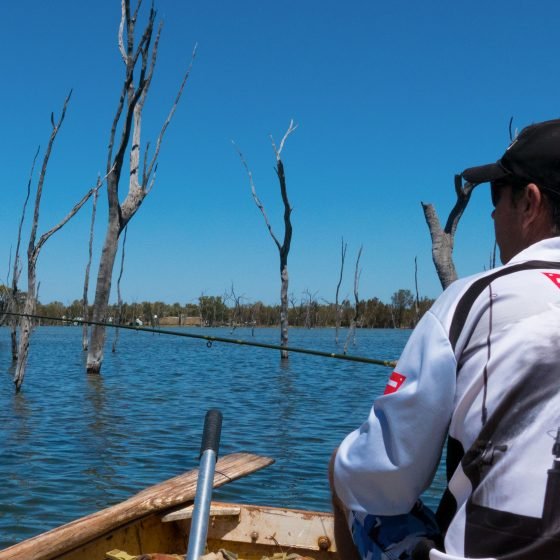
233, 142, 282, 251
109, 2, 156, 192
33, 178, 106, 265
82, 177, 102, 351
13, 146, 40, 293
335, 236, 347, 345
344, 245, 363, 354
112, 226, 128, 352
28, 91, 72, 263
271, 118, 298, 160
276, 159, 292, 258
118, 0, 127, 62
144, 43, 198, 186
444, 175, 477, 237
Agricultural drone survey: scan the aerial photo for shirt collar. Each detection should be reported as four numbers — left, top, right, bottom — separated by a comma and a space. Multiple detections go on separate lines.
508, 237, 560, 264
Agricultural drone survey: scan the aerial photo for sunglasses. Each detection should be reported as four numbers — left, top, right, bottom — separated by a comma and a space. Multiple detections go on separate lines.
490, 178, 528, 207
490, 183, 502, 207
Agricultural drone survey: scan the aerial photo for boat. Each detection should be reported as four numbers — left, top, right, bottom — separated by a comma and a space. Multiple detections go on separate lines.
0, 452, 337, 560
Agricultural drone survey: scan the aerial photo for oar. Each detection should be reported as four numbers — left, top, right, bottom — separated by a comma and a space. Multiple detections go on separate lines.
185, 409, 223, 560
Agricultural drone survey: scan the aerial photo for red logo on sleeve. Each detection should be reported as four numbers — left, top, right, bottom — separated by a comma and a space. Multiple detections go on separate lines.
384, 371, 407, 395
542, 272, 560, 289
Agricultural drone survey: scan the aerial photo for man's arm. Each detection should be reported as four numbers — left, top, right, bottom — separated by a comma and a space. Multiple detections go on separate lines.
332, 310, 457, 516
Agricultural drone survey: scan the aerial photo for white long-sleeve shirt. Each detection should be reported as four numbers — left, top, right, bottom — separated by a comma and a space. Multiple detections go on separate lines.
333, 237, 560, 559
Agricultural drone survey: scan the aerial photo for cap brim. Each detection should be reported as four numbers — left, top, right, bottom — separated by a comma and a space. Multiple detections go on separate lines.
462, 162, 510, 185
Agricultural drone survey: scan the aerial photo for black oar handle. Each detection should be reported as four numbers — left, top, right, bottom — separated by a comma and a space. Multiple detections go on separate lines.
200, 409, 222, 459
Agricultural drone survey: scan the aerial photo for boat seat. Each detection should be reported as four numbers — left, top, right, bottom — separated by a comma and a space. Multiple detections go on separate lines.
106, 550, 182, 560
161, 504, 241, 522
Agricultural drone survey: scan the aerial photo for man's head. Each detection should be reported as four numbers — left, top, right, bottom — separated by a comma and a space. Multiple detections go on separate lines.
461, 119, 560, 263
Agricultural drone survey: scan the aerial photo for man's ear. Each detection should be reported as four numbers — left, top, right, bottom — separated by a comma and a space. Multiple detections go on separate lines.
523, 183, 544, 223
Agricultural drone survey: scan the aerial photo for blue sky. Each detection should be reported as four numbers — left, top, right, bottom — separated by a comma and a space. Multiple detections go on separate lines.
1, 0, 559, 307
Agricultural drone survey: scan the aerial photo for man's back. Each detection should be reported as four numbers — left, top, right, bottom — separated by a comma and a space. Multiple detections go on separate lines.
331, 118, 560, 560
434, 237, 560, 557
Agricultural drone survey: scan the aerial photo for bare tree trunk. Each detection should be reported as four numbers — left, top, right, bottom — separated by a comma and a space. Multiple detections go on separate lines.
88, 214, 120, 369
288, 293, 298, 326
198, 293, 205, 327
86, 2, 195, 374
9, 148, 39, 361
302, 289, 318, 329
414, 256, 420, 325
344, 245, 362, 354
15, 275, 37, 391
225, 282, 243, 333
10, 314, 19, 360
335, 237, 347, 345
112, 226, 128, 353
9, 320, 18, 359
0, 254, 10, 327
236, 120, 297, 360
421, 175, 477, 290
14, 93, 101, 391
303, 292, 311, 329
0, 278, 9, 326
279, 261, 290, 357
82, 180, 101, 351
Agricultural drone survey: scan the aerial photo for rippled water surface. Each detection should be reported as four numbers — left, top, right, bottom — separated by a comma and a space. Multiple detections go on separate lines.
0, 326, 446, 548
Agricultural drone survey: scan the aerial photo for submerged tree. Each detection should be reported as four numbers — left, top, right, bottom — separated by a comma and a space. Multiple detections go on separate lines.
334, 237, 347, 345
8, 148, 38, 360
82, 178, 102, 351
225, 283, 244, 332
0, 284, 9, 323
14, 93, 103, 392
236, 120, 297, 360
86, 1, 195, 373
112, 226, 128, 353
302, 289, 318, 329
344, 245, 363, 354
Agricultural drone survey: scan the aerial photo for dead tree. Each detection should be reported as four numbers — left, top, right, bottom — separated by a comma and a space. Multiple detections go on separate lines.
225, 283, 244, 333
288, 292, 300, 326
421, 175, 477, 290
9, 148, 39, 360
0, 253, 10, 326
414, 256, 420, 325
302, 289, 318, 329
82, 179, 102, 351
236, 120, 297, 360
0, 283, 9, 325
87, 1, 195, 373
335, 237, 347, 345
14, 92, 103, 392
344, 245, 363, 354
112, 226, 128, 353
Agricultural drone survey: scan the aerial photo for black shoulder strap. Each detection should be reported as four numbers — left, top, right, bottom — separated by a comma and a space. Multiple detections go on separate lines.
449, 260, 560, 351
438, 259, 560, 535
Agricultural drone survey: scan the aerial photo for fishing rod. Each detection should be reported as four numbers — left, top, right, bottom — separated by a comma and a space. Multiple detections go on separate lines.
4, 311, 397, 368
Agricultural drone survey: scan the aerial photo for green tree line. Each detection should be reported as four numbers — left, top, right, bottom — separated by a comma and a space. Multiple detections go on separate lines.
12, 288, 434, 330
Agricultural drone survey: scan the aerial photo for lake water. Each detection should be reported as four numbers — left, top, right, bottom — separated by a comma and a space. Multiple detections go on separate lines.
0, 326, 446, 549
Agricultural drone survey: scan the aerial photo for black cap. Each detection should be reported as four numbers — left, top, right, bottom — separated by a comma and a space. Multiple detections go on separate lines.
462, 119, 560, 195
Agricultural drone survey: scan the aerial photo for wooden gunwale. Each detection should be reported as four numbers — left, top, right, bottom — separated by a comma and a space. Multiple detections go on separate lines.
0, 452, 273, 560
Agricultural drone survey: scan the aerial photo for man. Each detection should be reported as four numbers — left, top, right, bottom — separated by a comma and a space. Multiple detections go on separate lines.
330, 119, 560, 559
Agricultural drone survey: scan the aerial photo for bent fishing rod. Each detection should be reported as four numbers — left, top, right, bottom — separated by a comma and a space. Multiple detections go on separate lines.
4, 311, 397, 368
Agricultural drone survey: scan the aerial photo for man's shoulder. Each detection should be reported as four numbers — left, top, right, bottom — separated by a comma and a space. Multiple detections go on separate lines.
429, 269, 494, 323
430, 248, 560, 332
